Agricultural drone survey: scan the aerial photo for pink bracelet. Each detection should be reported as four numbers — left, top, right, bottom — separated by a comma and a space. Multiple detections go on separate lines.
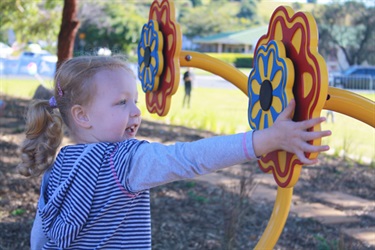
242, 132, 253, 161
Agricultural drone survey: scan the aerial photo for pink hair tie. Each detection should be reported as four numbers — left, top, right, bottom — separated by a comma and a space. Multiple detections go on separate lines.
49, 96, 58, 109
57, 80, 64, 97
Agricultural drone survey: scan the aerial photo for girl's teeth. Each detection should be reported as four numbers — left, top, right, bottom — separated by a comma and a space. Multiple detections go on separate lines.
127, 126, 135, 132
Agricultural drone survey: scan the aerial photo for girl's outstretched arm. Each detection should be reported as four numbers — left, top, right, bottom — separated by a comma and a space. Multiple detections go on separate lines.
253, 99, 331, 165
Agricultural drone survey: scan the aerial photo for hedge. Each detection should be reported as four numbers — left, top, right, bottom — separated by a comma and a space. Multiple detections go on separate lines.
206, 53, 254, 68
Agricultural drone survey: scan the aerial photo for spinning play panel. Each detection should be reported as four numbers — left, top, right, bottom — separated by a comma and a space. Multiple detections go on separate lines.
249, 6, 329, 188
138, 20, 164, 92
138, 0, 182, 116
248, 40, 295, 130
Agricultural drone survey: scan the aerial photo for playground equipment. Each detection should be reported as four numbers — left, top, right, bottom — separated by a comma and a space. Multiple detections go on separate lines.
137, 0, 375, 249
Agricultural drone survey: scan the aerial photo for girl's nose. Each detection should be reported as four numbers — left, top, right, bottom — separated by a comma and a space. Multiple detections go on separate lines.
130, 104, 141, 117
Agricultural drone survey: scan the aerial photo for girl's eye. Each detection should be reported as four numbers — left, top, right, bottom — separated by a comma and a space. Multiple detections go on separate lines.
119, 100, 127, 105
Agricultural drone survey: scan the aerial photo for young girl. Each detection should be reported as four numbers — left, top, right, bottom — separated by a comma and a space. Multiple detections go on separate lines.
18, 56, 331, 249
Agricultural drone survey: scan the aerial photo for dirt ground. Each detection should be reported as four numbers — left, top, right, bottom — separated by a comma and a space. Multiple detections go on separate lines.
1, 95, 374, 249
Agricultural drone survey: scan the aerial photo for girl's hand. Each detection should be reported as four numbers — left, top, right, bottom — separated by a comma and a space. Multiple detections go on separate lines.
253, 99, 331, 165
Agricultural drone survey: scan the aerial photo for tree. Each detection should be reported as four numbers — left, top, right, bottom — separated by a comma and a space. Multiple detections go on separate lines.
57, 0, 80, 70
179, 2, 256, 39
76, 1, 146, 57
314, 2, 375, 66
190, 0, 203, 7
0, 0, 61, 50
237, 0, 258, 21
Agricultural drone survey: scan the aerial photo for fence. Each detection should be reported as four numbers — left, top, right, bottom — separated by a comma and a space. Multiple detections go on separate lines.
333, 75, 375, 90
0, 56, 56, 78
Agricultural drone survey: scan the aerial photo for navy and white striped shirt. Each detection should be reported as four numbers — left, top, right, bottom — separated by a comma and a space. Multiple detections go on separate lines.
40, 140, 151, 249
32, 132, 256, 249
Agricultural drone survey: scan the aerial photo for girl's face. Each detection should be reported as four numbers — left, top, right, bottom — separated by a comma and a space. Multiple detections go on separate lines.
85, 67, 141, 143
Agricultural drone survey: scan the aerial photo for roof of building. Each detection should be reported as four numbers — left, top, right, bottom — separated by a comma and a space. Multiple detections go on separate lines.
194, 26, 269, 45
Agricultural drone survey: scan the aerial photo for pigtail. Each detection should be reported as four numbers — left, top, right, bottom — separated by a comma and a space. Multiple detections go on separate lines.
18, 100, 63, 177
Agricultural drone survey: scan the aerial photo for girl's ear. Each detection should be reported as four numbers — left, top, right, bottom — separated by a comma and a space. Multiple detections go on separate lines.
71, 104, 91, 129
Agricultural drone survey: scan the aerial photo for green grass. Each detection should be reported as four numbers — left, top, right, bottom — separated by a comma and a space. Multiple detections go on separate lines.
0, 76, 54, 98
138, 85, 250, 135
1, 76, 374, 162
321, 112, 375, 163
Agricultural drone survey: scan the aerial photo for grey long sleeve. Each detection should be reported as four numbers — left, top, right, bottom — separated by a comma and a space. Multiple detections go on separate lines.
126, 132, 256, 192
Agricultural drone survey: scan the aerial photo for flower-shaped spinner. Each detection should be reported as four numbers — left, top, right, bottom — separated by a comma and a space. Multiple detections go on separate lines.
248, 40, 294, 131
251, 6, 329, 188
138, 20, 164, 93
145, 0, 182, 116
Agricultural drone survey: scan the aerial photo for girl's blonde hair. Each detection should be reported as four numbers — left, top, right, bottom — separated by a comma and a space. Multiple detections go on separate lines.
18, 56, 133, 177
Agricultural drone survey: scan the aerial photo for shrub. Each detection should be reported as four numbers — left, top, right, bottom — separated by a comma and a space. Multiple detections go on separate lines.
207, 53, 254, 68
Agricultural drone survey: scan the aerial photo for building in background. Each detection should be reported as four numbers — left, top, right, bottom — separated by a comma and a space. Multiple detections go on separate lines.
193, 26, 268, 54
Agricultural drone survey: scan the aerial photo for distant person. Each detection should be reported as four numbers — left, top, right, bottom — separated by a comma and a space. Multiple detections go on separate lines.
326, 78, 336, 123
326, 110, 334, 123
18, 56, 331, 249
182, 68, 193, 108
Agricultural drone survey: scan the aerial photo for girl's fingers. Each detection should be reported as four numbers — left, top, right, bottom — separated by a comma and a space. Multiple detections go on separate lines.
295, 149, 321, 165
278, 99, 295, 120
301, 157, 319, 165
301, 130, 332, 141
298, 117, 327, 130
295, 142, 330, 165
302, 143, 330, 153
276, 101, 332, 165
295, 151, 317, 165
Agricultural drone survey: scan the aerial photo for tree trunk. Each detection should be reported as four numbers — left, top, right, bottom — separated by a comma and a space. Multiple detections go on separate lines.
56, 0, 80, 72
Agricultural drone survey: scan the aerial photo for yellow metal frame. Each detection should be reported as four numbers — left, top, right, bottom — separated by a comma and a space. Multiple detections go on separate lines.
180, 50, 375, 249
325, 87, 375, 127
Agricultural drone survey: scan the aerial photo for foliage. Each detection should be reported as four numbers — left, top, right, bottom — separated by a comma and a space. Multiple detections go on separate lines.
1, 0, 374, 66
76, 1, 147, 55
0, 0, 61, 51
206, 53, 254, 68
313, 2, 375, 65
178, 0, 258, 39
190, 0, 203, 7
234, 57, 254, 68
236, 0, 259, 23
11, 208, 26, 216
179, 5, 236, 38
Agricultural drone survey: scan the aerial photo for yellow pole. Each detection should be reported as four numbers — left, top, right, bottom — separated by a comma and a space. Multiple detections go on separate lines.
255, 187, 293, 249
325, 87, 375, 128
